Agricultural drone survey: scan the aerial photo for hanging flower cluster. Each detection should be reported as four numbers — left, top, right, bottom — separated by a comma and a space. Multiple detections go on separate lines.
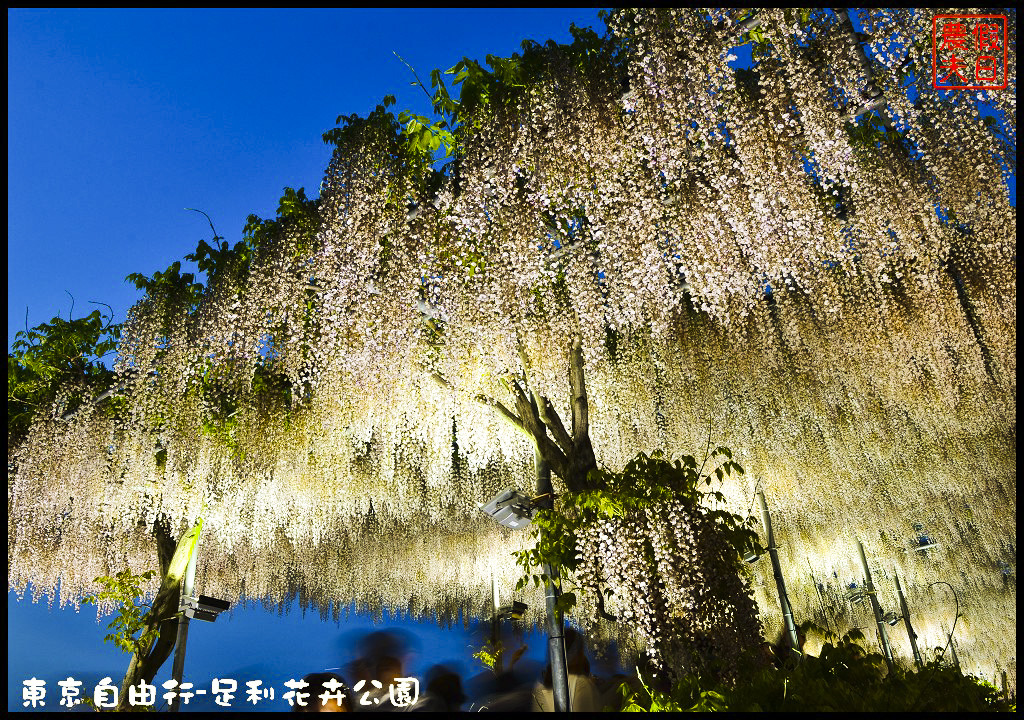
565, 453, 763, 685
8, 7, 1015, 690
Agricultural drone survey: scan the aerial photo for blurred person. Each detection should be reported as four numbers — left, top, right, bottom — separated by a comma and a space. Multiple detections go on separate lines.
354, 655, 405, 711
472, 644, 535, 712
410, 664, 466, 712
343, 628, 423, 711
531, 627, 604, 712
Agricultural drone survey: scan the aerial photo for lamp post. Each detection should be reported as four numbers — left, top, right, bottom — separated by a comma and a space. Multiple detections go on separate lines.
893, 567, 923, 669
490, 569, 502, 674
167, 522, 231, 712
757, 491, 800, 658
477, 447, 570, 712
535, 446, 571, 713
856, 539, 895, 672
169, 525, 199, 713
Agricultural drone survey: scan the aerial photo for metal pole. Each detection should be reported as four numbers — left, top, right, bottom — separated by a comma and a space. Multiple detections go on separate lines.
535, 444, 570, 712
856, 539, 894, 672
491, 569, 502, 674
807, 559, 835, 638
169, 528, 200, 712
758, 491, 800, 657
893, 567, 923, 669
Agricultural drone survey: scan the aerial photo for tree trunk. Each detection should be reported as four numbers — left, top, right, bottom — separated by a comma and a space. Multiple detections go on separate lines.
506, 334, 598, 494
116, 515, 182, 710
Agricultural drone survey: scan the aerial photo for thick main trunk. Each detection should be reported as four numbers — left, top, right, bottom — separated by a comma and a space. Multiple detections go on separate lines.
116, 516, 181, 710
523, 335, 598, 494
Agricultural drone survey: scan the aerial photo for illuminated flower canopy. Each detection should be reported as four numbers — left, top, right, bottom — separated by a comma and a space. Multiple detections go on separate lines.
8, 8, 1015, 688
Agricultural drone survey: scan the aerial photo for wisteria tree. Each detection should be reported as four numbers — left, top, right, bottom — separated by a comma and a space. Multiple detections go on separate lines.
9, 8, 1016, 689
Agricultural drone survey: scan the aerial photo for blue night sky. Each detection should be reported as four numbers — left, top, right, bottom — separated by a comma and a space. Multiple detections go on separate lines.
7, 8, 609, 712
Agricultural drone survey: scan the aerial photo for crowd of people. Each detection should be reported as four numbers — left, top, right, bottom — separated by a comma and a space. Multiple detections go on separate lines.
291, 627, 635, 712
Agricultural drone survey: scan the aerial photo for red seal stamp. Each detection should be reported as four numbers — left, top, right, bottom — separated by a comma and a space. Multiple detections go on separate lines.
932, 14, 1008, 90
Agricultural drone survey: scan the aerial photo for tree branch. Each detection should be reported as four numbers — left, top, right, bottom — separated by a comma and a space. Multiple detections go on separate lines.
695, 413, 715, 482
514, 331, 561, 444
421, 363, 527, 435
116, 515, 181, 710
510, 379, 567, 470
477, 394, 526, 434
568, 334, 588, 440
596, 586, 618, 622
537, 396, 574, 453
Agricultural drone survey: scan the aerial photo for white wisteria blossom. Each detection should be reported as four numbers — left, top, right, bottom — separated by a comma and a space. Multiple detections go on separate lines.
8, 7, 1016, 690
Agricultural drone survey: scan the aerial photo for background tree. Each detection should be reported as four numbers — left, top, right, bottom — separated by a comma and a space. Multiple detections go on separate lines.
8, 306, 121, 448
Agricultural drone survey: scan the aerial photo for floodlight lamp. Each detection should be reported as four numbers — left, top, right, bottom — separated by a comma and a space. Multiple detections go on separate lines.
498, 601, 529, 621
847, 585, 868, 604
183, 594, 231, 623
741, 540, 761, 564
883, 610, 902, 627
914, 536, 939, 552
478, 488, 537, 530
910, 524, 939, 552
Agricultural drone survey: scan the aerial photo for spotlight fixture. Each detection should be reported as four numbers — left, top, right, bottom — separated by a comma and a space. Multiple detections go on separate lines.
182, 594, 231, 623
883, 610, 902, 627
498, 601, 529, 621
478, 488, 537, 530
912, 524, 939, 552
741, 538, 761, 564
847, 584, 869, 605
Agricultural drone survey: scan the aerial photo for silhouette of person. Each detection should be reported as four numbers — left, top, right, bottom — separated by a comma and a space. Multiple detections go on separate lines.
531, 627, 604, 712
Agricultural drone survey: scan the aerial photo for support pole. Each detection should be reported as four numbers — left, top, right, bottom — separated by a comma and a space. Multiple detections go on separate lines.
758, 491, 800, 658
491, 569, 502, 674
169, 528, 200, 712
857, 539, 894, 673
807, 560, 835, 638
536, 444, 570, 712
893, 567, 923, 669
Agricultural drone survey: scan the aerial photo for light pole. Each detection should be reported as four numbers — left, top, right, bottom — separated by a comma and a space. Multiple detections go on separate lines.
758, 491, 800, 658
490, 569, 502, 674
856, 539, 894, 672
477, 448, 570, 712
168, 520, 231, 712
893, 567, 923, 669
534, 446, 571, 713
169, 524, 199, 713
